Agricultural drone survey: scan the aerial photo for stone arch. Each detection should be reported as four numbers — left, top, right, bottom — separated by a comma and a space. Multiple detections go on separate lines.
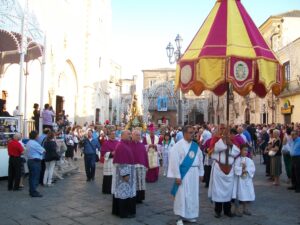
244, 107, 250, 124
55, 59, 78, 123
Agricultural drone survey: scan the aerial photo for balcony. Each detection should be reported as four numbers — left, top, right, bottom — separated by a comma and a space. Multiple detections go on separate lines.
279, 79, 300, 98
148, 105, 177, 111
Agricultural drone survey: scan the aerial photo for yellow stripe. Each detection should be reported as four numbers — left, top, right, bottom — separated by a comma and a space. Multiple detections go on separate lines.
182, 2, 220, 60
197, 58, 226, 88
226, 0, 256, 57
257, 59, 277, 89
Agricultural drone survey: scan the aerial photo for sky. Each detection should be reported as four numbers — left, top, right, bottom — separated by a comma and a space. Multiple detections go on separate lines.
111, 0, 300, 79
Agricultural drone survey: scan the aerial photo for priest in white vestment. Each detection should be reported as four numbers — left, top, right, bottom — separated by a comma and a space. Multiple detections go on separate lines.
208, 128, 240, 218
168, 125, 204, 224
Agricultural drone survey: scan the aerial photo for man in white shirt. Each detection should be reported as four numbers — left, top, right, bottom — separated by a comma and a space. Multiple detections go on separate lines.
200, 124, 212, 146
13, 106, 20, 117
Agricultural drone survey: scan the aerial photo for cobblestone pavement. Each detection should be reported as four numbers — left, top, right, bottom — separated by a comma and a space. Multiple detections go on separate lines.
0, 155, 300, 225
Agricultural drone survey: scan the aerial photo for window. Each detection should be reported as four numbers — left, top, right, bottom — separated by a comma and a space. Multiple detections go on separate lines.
284, 61, 290, 89
149, 80, 156, 87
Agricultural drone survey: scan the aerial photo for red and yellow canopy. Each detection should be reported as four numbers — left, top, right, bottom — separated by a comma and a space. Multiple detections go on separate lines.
175, 0, 284, 98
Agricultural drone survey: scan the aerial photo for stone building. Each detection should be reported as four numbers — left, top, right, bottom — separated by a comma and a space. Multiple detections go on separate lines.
0, 0, 114, 126
142, 68, 208, 127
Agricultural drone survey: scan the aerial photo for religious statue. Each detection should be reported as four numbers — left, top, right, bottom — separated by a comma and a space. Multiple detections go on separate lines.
125, 93, 147, 131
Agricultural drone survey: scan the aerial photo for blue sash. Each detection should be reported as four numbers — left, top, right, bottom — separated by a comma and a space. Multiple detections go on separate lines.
171, 141, 198, 197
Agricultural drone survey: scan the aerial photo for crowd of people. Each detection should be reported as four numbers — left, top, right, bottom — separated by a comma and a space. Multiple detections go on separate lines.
5, 118, 300, 224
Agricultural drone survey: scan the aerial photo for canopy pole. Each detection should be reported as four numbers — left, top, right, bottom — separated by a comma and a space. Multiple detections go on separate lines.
226, 57, 230, 128
225, 60, 230, 167
39, 34, 47, 135
18, 2, 27, 137
226, 83, 230, 128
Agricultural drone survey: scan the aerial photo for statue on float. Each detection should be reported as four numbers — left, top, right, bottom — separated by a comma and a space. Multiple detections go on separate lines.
125, 93, 147, 131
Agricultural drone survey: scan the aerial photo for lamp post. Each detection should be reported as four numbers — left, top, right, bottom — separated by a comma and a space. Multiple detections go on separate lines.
166, 34, 183, 126
269, 25, 281, 124
267, 94, 277, 124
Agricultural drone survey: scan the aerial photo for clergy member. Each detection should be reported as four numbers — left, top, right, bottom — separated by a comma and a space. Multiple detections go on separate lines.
208, 125, 240, 218
131, 129, 149, 203
101, 129, 119, 194
143, 123, 161, 182
112, 130, 136, 218
168, 125, 204, 224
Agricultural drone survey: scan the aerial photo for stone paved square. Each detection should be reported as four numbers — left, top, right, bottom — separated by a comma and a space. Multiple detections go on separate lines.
0, 156, 300, 225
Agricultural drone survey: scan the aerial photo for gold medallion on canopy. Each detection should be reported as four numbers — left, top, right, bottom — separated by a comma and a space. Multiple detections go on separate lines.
175, 0, 285, 99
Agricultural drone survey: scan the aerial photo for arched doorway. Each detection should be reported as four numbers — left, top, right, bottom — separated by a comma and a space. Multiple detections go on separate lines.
244, 108, 250, 124
56, 60, 78, 124
145, 81, 178, 126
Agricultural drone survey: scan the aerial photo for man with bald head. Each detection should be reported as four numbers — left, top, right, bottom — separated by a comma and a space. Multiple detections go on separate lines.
112, 130, 136, 218
131, 129, 148, 203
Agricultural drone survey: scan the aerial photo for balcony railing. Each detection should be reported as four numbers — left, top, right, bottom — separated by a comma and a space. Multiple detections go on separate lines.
279, 79, 300, 97
148, 105, 177, 111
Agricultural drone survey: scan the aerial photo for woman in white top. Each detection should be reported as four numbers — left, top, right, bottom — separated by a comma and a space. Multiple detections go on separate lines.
162, 131, 175, 176
282, 127, 293, 182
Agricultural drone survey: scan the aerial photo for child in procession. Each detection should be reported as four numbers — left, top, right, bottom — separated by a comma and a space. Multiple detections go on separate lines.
233, 144, 256, 216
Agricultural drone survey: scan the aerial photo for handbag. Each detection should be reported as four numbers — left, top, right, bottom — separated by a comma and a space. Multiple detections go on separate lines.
268, 150, 276, 157
95, 153, 100, 162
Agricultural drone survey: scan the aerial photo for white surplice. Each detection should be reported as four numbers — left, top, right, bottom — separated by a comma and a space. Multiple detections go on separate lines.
167, 139, 204, 219
232, 156, 255, 201
208, 138, 240, 202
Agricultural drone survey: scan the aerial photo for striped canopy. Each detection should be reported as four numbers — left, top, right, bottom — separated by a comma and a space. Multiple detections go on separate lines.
175, 0, 284, 98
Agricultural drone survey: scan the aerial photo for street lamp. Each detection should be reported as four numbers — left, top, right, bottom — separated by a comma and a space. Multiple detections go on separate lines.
166, 34, 183, 126
166, 34, 183, 64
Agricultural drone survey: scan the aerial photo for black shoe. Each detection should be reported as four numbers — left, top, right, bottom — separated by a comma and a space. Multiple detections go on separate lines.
287, 186, 296, 190
86, 178, 91, 182
30, 193, 43, 197
295, 190, 300, 193
13, 188, 22, 191
127, 214, 135, 218
91, 177, 95, 181
8, 188, 13, 191
225, 212, 234, 217
215, 213, 221, 218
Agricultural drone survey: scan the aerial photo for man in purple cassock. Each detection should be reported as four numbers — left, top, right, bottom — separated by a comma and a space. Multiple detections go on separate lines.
131, 129, 149, 203
112, 130, 136, 218
101, 130, 119, 194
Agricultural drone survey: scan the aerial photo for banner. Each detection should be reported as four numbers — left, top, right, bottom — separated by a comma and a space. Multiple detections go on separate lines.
157, 96, 168, 111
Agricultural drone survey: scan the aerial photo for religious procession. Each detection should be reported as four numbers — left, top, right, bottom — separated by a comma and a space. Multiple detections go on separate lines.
4, 92, 300, 225
1, 0, 300, 225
